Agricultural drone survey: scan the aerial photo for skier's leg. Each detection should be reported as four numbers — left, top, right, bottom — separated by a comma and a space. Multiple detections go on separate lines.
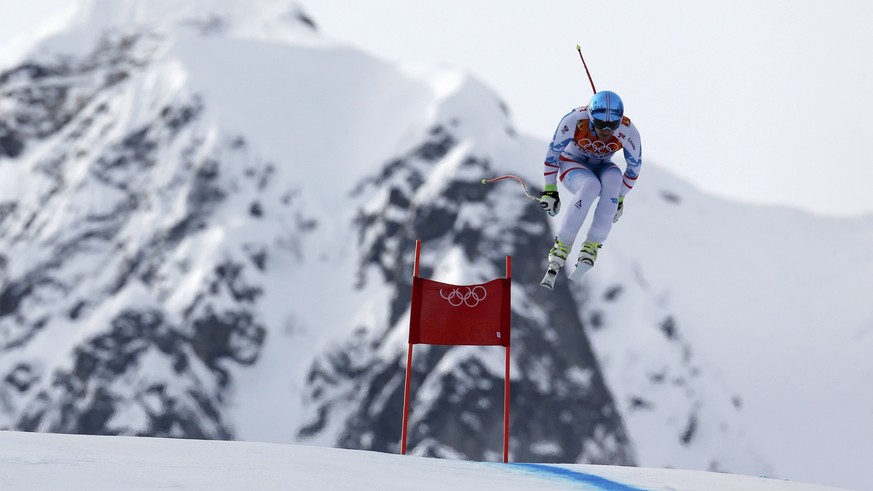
570, 164, 622, 277
556, 168, 601, 246
585, 164, 622, 244
542, 166, 602, 289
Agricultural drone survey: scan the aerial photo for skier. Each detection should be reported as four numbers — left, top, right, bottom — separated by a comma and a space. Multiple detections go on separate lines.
539, 90, 642, 289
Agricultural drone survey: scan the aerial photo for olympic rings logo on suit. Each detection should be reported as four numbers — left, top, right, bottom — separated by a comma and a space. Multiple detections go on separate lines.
440, 286, 487, 307
575, 138, 620, 156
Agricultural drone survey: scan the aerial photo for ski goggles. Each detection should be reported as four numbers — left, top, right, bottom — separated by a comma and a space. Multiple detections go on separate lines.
592, 118, 621, 132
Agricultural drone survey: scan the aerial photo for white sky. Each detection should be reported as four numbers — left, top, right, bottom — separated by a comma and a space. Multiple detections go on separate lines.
300, 0, 873, 217
3, 0, 873, 217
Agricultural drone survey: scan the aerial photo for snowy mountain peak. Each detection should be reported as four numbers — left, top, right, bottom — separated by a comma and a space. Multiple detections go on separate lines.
1, 2, 871, 489
70, 0, 314, 33
17, 0, 317, 62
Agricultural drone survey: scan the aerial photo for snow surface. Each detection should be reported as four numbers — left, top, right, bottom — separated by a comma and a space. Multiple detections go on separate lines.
0, 431, 850, 491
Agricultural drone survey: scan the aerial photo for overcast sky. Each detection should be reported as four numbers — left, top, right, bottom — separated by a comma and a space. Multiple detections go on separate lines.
3, 1, 872, 216
303, 0, 873, 217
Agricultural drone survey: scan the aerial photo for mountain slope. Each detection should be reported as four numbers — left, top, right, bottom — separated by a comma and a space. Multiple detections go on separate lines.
590, 164, 873, 486
0, 1, 871, 489
0, 0, 635, 465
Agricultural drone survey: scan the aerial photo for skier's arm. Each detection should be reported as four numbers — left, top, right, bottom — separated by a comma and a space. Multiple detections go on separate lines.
619, 120, 642, 198
543, 110, 578, 189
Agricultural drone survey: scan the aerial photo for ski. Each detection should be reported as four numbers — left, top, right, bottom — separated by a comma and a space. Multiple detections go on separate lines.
568, 259, 594, 279
540, 261, 562, 289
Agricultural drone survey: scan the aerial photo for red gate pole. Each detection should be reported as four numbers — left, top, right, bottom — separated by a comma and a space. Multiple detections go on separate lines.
400, 240, 422, 455
400, 344, 413, 455
503, 255, 511, 463
503, 345, 510, 463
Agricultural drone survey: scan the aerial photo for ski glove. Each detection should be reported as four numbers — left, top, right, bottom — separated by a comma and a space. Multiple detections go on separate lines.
613, 195, 624, 223
540, 184, 560, 217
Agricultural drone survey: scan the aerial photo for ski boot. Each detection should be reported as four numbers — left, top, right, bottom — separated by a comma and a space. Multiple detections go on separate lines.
569, 241, 601, 278
540, 238, 570, 290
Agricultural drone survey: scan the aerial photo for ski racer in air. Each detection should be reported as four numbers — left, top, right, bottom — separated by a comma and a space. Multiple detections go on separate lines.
539, 90, 642, 289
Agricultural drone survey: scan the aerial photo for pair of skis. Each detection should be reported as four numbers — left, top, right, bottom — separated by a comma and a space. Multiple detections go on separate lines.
540, 258, 593, 290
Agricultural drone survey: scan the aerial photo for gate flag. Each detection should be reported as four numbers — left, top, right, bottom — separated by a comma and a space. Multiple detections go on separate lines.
401, 240, 512, 463
408, 277, 510, 346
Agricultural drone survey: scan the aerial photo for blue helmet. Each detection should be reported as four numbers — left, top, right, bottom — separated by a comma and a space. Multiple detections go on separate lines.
587, 91, 624, 130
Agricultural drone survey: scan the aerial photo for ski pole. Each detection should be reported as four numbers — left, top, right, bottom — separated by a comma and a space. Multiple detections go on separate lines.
576, 44, 597, 94
481, 175, 541, 202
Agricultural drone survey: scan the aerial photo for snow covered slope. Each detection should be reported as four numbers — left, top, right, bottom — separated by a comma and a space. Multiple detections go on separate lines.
583, 164, 873, 487
0, 1, 871, 490
0, 0, 632, 466
0, 431, 850, 491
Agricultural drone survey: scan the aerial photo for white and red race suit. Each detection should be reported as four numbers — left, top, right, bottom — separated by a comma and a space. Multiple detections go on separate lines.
542, 106, 642, 246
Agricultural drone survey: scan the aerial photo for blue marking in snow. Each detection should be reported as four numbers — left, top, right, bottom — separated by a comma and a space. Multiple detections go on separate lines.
509, 463, 652, 491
